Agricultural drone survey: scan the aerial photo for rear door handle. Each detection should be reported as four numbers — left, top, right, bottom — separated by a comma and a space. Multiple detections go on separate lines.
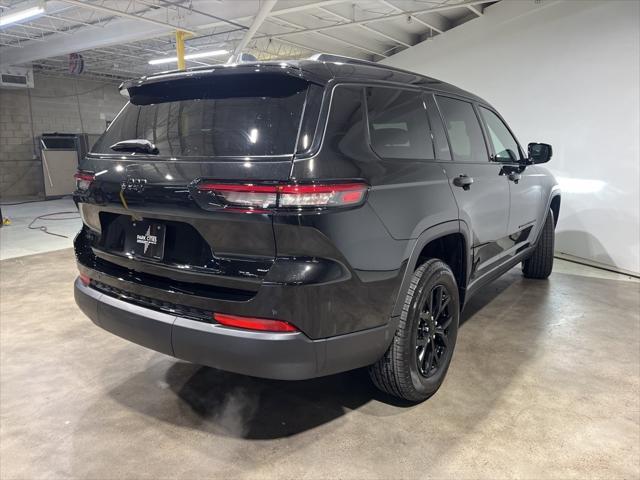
453, 175, 474, 191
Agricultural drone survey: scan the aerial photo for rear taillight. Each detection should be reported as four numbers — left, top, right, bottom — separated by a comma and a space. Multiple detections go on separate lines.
197, 182, 368, 211
214, 313, 298, 332
74, 171, 95, 191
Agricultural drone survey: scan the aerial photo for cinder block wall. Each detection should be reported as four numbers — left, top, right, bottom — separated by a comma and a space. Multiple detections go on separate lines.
0, 73, 126, 200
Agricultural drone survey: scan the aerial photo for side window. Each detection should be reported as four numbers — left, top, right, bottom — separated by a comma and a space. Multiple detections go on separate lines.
436, 96, 487, 163
479, 107, 522, 162
365, 87, 434, 160
325, 85, 367, 158
425, 94, 452, 161
296, 84, 323, 153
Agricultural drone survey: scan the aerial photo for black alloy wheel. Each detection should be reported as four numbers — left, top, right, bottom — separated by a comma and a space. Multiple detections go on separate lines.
369, 259, 460, 402
415, 284, 453, 378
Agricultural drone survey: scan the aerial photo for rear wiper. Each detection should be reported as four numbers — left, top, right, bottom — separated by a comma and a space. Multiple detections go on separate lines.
110, 139, 159, 155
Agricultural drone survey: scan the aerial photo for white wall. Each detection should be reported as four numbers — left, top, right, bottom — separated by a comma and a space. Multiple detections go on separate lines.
383, 0, 640, 274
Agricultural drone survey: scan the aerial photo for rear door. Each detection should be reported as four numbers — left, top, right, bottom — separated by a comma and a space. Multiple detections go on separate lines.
429, 94, 510, 282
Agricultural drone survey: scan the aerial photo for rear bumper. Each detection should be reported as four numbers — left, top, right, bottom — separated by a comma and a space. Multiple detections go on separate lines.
75, 278, 396, 380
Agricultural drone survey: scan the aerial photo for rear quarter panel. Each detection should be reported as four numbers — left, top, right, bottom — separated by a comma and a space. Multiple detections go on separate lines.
282, 82, 459, 335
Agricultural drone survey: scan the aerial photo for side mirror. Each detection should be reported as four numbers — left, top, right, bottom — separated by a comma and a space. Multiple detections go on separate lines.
528, 142, 552, 164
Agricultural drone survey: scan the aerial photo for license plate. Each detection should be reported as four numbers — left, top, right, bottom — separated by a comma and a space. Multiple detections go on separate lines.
127, 220, 166, 260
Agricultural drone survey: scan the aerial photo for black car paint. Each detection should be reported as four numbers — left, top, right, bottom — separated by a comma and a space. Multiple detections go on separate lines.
74, 58, 559, 378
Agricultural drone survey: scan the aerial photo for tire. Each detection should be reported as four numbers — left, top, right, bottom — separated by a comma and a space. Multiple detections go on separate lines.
369, 259, 460, 402
522, 209, 555, 279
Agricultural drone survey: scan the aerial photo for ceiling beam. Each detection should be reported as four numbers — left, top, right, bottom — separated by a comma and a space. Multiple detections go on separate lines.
157, 0, 248, 30
253, 0, 488, 39
0, 0, 233, 67
1, 31, 45, 42
0, 19, 177, 67
266, 36, 322, 55
467, 4, 485, 16
193, 0, 352, 31
377, 0, 444, 34
59, 0, 197, 35
317, 6, 411, 48
269, 14, 386, 59
0, 0, 491, 72
358, 23, 411, 48
313, 30, 387, 58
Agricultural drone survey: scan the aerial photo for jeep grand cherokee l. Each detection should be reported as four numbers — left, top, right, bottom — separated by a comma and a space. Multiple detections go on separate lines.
73, 54, 560, 401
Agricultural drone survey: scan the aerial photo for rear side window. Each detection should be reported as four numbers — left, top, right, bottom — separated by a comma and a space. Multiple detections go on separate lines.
91, 74, 308, 158
295, 84, 323, 154
436, 96, 487, 163
324, 85, 367, 158
366, 87, 434, 160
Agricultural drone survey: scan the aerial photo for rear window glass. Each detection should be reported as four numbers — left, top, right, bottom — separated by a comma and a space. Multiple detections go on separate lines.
366, 87, 434, 160
91, 74, 309, 158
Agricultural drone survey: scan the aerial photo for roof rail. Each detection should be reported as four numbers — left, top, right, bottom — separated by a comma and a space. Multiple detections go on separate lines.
308, 53, 382, 68
308, 53, 422, 77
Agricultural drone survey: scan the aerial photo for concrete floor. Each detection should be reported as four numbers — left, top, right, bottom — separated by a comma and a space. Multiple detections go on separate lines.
0, 198, 81, 260
1, 249, 639, 479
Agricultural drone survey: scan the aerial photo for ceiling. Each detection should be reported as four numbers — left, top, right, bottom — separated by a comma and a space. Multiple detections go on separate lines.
0, 0, 497, 82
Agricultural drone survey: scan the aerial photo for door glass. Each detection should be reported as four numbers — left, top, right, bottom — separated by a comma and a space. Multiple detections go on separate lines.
479, 107, 522, 162
436, 96, 487, 163
366, 87, 434, 160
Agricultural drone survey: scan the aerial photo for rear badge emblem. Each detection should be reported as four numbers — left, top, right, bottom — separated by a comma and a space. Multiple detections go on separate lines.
122, 176, 147, 192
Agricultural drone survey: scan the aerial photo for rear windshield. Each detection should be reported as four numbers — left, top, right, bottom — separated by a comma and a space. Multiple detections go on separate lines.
92, 74, 309, 158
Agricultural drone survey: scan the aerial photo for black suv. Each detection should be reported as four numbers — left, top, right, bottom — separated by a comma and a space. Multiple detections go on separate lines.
74, 54, 559, 401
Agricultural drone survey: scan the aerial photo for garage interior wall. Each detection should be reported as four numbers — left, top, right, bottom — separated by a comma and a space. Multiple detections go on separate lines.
0, 75, 125, 199
383, 0, 640, 275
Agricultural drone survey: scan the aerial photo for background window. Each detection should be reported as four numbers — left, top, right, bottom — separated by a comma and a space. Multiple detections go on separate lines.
479, 106, 522, 162
366, 87, 434, 160
436, 96, 487, 163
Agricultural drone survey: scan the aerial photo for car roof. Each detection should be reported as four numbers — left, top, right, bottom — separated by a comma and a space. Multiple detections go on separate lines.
120, 54, 487, 104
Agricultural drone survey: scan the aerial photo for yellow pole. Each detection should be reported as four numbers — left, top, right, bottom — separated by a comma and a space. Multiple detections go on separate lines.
175, 30, 186, 70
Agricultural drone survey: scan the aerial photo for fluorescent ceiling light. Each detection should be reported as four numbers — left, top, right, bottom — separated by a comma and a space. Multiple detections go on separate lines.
0, 4, 45, 28
148, 49, 229, 65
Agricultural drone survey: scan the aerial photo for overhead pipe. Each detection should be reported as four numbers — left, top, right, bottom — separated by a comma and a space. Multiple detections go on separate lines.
228, 0, 278, 63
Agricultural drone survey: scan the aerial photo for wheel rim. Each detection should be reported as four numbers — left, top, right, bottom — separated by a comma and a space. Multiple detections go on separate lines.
416, 284, 453, 378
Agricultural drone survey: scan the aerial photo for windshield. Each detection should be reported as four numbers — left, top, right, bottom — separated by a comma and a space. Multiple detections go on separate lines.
92, 74, 309, 158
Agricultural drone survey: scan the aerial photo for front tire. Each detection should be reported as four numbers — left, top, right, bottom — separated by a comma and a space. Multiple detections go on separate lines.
522, 209, 555, 279
369, 259, 460, 402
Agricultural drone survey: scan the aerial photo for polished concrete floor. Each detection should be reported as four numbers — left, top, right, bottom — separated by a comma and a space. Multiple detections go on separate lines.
1, 249, 639, 479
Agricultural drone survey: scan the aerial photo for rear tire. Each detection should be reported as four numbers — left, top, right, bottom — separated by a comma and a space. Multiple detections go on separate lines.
369, 259, 460, 402
522, 209, 555, 279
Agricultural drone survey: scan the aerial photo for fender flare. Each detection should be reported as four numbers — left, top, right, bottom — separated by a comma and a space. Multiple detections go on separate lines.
532, 186, 561, 247
391, 220, 471, 317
